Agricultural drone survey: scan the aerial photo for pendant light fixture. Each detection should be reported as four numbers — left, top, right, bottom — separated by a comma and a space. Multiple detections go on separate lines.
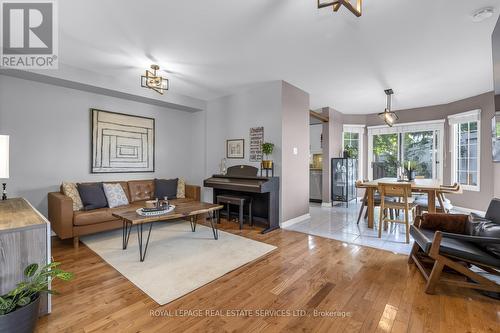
141, 64, 169, 95
378, 89, 398, 127
317, 0, 362, 17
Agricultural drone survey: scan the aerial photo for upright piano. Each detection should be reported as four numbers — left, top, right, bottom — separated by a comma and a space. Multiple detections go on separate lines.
203, 165, 279, 234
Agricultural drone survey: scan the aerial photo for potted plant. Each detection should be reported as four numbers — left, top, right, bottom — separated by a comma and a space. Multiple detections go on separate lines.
0, 262, 73, 333
261, 142, 275, 169
343, 145, 358, 159
404, 161, 417, 181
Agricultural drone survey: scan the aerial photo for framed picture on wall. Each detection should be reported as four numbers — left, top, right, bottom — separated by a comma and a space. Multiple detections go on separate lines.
226, 139, 245, 159
91, 109, 155, 173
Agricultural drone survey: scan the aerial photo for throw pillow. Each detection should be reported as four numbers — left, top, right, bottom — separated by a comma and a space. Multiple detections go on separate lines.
77, 183, 108, 211
103, 183, 129, 208
177, 178, 186, 199
154, 178, 178, 199
62, 182, 84, 211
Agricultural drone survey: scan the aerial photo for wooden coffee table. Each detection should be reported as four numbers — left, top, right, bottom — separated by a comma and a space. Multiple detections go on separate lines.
112, 200, 223, 262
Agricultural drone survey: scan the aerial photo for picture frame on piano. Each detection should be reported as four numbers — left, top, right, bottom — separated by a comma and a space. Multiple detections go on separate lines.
226, 139, 245, 159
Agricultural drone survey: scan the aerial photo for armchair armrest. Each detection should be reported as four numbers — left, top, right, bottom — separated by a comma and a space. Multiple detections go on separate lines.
48, 192, 74, 239
417, 213, 469, 234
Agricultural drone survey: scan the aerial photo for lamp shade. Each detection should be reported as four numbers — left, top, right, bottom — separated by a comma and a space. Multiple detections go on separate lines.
0, 135, 9, 179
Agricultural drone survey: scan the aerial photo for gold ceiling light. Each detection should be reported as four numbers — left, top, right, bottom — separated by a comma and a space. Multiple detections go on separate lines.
141, 64, 169, 95
318, 0, 362, 17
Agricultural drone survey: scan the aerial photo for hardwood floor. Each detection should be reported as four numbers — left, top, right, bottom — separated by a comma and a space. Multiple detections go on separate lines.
36, 220, 499, 333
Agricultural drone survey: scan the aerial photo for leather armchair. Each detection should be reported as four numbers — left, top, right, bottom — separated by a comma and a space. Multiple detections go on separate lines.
409, 199, 500, 295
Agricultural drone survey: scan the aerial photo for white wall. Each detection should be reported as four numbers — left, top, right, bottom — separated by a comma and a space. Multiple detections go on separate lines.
0, 75, 205, 215
205, 81, 310, 223
204, 81, 283, 202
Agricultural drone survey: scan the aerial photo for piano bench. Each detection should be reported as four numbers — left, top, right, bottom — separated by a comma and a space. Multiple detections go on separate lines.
216, 195, 253, 229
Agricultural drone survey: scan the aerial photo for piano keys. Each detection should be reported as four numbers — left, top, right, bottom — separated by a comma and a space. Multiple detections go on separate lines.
203, 165, 280, 233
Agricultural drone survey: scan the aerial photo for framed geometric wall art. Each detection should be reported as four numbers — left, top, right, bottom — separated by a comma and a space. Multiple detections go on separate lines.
91, 109, 155, 173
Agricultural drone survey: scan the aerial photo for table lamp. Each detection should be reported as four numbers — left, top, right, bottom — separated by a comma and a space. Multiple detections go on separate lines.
0, 135, 9, 200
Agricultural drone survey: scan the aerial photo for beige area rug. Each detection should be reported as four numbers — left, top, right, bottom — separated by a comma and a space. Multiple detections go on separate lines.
81, 221, 276, 305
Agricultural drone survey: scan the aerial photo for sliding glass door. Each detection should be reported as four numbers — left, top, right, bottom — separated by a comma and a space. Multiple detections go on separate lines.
372, 134, 399, 179
402, 131, 434, 179
368, 121, 444, 181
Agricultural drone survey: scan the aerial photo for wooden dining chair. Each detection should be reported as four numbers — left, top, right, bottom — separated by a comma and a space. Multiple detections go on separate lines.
415, 183, 460, 216
378, 182, 418, 243
355, 180, 395, 225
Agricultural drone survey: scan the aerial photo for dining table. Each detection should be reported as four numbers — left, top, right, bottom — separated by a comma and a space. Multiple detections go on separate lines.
359, 178, 463, 229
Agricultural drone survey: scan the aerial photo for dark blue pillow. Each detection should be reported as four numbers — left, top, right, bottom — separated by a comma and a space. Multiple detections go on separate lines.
77, 183, 108, 210
155, 178, 178, 199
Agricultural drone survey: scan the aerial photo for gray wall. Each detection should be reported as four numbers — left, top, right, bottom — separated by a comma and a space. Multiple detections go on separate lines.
321, 107, 344, 203
0, 75, 205, 215
281, 82, 310, 222
343, 92, 498, 211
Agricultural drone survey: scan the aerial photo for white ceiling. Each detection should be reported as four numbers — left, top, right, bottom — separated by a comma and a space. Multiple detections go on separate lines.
56, 0, 500, 114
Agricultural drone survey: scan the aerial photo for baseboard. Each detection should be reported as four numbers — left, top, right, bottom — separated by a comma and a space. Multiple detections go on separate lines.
452, 206, 486, 216
281, 213, 311, 228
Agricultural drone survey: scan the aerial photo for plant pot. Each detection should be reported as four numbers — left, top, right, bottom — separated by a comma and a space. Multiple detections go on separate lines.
262, 160, 273, 169
407, 170, 416, 181
0, 295, 40, 333
343, 151, 349, 158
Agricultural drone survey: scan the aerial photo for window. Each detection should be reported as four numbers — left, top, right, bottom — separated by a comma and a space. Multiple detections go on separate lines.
449, 110, 481, 191
343, 125, 365, 180
367, 120, 444, 181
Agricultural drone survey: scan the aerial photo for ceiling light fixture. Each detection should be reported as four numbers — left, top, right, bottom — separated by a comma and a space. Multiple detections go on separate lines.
472, 7, 495, 22
318, 0, 362, 17
378, 89, 398, 127
141, 64, 169, 95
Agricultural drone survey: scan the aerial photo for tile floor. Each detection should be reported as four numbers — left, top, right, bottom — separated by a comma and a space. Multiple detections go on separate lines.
285, 201, 416, 255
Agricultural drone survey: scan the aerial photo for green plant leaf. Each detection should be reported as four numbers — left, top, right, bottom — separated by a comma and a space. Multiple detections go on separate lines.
24, 263, 38, 278
16, 296, 31, 307
56, 272, 74, 281
0, 298, 13, 312
0, 297, 12, 311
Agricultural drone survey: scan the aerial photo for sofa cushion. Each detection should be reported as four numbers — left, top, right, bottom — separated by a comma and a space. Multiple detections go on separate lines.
155, 178, 178, 199
73, 202, 145, 226
62, 182, 84, 211
411, 227, 500, 268
103, 183, 129, 208
73, 207, 114, 226
77, 183, 108, 210
128, 180, 154, 202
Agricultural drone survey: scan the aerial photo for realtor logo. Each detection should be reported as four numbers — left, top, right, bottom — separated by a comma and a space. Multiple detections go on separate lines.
1, 0, 58, 69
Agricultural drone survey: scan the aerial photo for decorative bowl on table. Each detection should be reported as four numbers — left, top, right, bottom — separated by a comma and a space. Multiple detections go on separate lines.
136, 205, 175, 217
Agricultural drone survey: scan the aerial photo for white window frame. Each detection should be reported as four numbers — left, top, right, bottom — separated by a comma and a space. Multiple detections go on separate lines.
343, 124, 365, 180
448, 109, 481, 192
367, 119, 445, 181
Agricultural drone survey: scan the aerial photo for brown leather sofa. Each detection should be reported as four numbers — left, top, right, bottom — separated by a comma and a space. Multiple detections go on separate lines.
48, 179, 201, 248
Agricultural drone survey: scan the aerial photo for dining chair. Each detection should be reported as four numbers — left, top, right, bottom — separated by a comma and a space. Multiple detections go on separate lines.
355, 180, 395, 225
378, 182, 418, 243
415, 183, 460, 216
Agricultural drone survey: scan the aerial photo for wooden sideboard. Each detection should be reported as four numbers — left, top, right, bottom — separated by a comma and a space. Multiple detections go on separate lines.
0, 198, 51, 315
